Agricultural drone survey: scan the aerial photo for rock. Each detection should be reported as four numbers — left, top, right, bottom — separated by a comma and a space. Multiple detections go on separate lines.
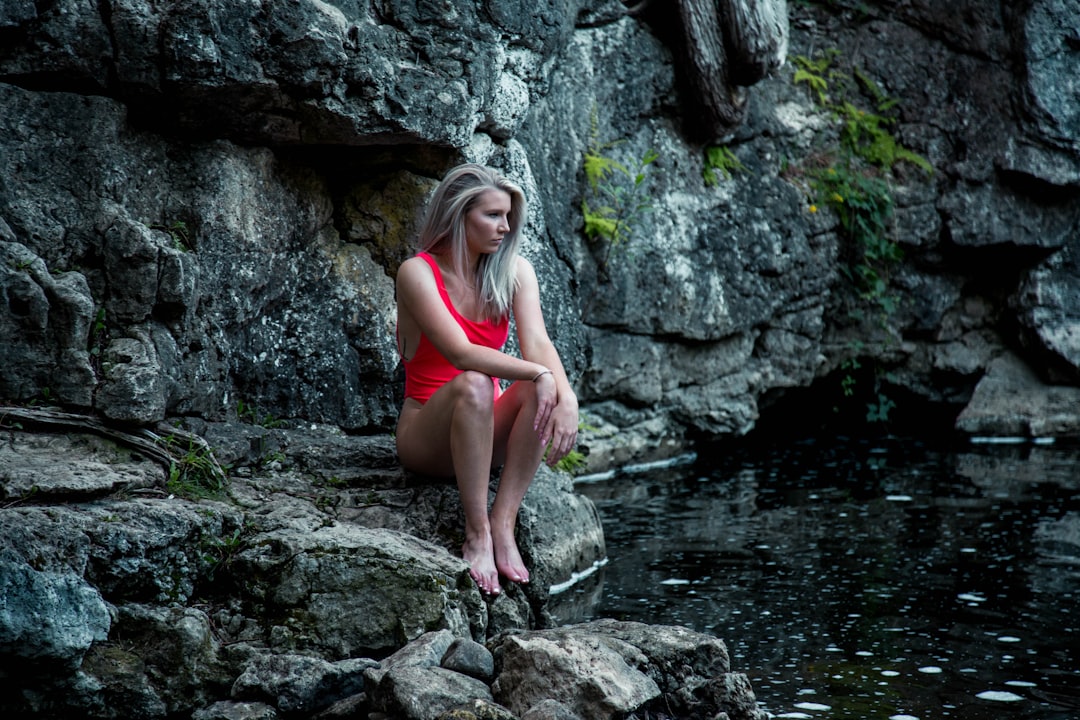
519, 699, 582, 720
1013, 240, 1080, 382
364, 630, 457, 688
231, 523, 484, 658
493, 632, 661, 718
0, 431, 163, 500
192, 701, 280, 720
434, 699, 518, 720
97, 334, 169, 424
0, 547, 110, 668
442, 638, 496, 682
369, 666, 496, 720
86, 604, 231, 715
955, 351, 1080, 438
576, 403, 690, 473
231, 652, 371, 715
491, 620, 766, 720
6, 0, 1080, 716
0, 241, 96, 407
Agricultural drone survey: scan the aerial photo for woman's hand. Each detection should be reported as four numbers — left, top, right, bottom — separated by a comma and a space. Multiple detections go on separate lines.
532, 371, 558, 440
541, 392, 579, 467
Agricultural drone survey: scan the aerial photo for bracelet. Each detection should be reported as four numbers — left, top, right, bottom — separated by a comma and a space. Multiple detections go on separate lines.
531, 369, 553, 382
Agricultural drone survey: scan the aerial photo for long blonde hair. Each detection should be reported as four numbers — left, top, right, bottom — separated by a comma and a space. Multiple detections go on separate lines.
417, 163, 526, 321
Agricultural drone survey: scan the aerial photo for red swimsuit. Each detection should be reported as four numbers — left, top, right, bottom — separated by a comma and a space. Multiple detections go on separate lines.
401, 252, 510, 403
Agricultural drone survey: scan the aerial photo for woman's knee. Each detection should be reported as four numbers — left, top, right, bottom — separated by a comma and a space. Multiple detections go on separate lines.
451, 371, 496, 410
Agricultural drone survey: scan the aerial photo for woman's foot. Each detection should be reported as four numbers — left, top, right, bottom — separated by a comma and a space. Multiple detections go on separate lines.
462, 534, 501, 596
492, 526, 530, 585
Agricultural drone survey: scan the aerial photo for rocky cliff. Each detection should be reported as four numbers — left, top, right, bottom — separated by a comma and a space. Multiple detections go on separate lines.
3, 0, 1080, 718
3, 0, 1079, 452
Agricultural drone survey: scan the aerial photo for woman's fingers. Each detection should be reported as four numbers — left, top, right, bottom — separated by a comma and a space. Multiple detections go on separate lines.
532, 375, 557, 435
543, 415, 578, 466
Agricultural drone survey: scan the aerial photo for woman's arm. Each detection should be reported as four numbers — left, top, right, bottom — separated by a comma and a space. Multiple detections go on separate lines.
511, 257, 579, 464
396, 256, 547, 382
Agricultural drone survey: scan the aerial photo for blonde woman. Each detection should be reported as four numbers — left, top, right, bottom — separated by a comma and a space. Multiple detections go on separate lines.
395, 163, 579, 596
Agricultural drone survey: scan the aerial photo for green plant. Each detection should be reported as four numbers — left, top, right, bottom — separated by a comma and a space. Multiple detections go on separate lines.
703, 145, 748, 186
794, 50, 930, 174
791, 50, 932, 422
26, 387, 52, 407
201, 527, 244, 581
88, 307, 107, 359
237, 400, 283, 428
160, 434, 229, 499
260, 450, 286, 467
580, 109, 659, 278
866, 391, 896, 423
150, 220, 191, 252
554, 449, 588, 475
809, 164, 899, 312
793, 49, 841, 105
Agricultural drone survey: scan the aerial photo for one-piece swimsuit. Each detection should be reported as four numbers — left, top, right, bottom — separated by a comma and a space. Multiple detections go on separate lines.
401, 252, 509, 403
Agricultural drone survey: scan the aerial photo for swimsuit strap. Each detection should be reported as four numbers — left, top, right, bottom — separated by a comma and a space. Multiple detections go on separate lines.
418, 251, 472, 326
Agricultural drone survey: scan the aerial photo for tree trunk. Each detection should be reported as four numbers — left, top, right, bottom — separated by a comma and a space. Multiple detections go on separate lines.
675, 0, 748, 139
720, 0, 789, 87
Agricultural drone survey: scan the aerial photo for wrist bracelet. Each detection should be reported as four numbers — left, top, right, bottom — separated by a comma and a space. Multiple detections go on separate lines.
531, 369, 553, 382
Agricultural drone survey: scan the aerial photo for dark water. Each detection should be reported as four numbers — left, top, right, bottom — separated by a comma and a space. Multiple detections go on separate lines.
568, 435, 1080, 720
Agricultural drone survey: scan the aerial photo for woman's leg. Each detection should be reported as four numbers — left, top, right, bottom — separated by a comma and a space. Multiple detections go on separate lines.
396, 372, 501, 594
489, 379, 547, 584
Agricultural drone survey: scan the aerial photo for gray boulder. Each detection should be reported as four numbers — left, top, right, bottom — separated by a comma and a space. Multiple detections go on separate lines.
491, 620, 767, 720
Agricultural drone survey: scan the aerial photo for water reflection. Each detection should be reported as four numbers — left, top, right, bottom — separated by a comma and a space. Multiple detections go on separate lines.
571, 436, 1080, 719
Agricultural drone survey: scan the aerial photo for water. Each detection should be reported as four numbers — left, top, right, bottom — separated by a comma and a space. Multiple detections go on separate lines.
570, 435, 1080, 719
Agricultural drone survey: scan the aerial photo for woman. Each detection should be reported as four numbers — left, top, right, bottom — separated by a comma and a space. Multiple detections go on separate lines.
395, 163, 579, 597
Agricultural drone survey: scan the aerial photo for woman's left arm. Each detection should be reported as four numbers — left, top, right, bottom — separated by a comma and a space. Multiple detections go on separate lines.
513, 257, 579, 465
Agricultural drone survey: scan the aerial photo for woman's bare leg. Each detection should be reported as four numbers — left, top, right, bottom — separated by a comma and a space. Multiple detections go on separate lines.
396, 372, 501, 595
490, 380, 546, 584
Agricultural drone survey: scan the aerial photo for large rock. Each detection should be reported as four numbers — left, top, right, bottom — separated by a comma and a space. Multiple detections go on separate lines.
0, 81, 401, 429
491, 620, 767, 720
0, 548, 110, 669
1013, 239, 1080, 383
955, 351, 1080, 438
0, 419, 611, 717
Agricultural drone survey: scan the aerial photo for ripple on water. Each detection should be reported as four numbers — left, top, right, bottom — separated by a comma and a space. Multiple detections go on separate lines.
793, 702, 831, 711
976, 690, 1025, 702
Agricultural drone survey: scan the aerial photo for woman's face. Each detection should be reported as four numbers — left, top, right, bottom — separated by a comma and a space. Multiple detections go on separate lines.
464, 189, 512, 258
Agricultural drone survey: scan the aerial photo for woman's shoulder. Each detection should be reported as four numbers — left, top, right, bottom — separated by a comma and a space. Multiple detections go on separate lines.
399, 253, 436, 276
396, 254, 439, 292
513, 254, 538, 283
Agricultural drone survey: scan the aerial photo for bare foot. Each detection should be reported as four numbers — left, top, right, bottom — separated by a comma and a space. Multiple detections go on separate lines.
492, 526, 530, 585
462, 534, 501, 596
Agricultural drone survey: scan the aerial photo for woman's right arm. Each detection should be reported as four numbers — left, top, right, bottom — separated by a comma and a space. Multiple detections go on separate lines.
396, 257, 547, 382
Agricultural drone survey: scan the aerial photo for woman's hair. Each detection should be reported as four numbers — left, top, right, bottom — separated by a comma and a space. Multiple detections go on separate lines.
417, 163, 526, 321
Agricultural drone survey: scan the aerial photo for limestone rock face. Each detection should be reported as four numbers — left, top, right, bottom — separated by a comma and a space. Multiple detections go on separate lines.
4, 0, 1080, 444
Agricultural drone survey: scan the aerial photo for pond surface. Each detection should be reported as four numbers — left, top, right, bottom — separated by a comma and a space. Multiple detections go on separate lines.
569, 435, 1080, 720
